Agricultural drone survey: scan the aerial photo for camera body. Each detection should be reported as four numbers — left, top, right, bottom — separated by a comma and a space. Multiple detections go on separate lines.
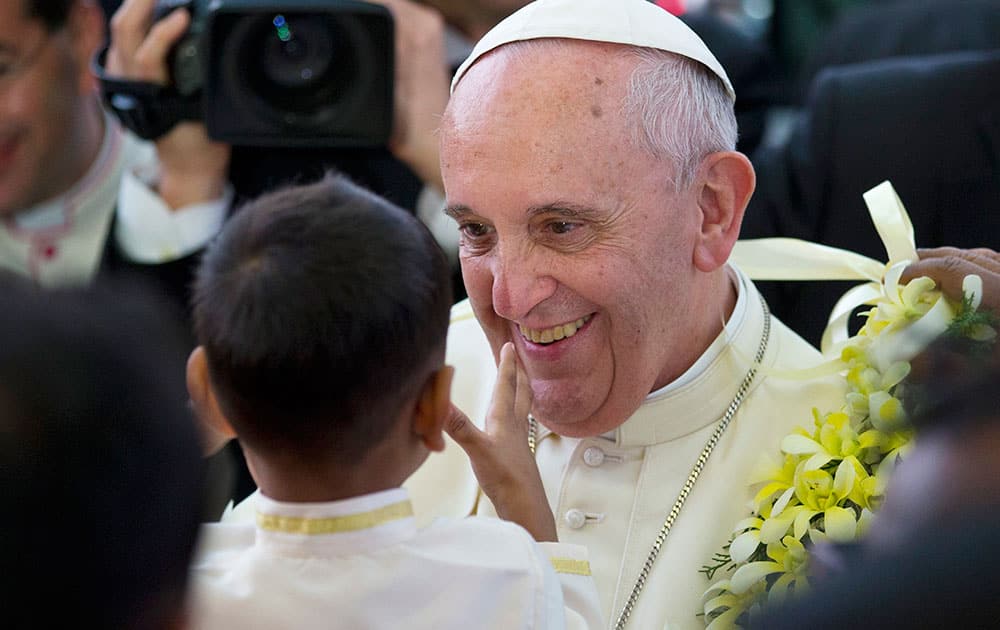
154, 0, 393, 147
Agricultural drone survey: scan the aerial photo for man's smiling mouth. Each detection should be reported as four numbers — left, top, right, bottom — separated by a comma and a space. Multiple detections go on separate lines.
518, 315, 593, 345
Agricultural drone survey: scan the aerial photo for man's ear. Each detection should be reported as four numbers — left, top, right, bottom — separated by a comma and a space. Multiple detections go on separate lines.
186, 346, 237, 456
68, 0, 106, 94
413, 365, 454, 453
693, 151, 755, 273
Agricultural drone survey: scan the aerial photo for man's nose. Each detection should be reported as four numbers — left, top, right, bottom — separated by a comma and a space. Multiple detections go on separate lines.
490, 246, 558, 321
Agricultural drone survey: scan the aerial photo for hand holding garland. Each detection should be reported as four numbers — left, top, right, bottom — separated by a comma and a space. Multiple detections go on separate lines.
903, 247, 1000, 314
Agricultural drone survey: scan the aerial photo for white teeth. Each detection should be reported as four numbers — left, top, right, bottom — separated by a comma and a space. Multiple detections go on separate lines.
519, 315, 591, 344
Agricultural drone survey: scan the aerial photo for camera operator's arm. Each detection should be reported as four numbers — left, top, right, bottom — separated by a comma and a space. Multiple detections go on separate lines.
366, 0, 459, 260
369, 0, 450, 193
108, 0, 230, 209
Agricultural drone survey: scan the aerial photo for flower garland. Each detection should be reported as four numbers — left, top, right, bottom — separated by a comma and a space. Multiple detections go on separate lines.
700, 264, 997, 628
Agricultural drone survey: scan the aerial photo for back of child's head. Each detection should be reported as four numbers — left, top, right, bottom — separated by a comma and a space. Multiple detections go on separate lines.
0, 278, 203, 630
192, 173, 452, 465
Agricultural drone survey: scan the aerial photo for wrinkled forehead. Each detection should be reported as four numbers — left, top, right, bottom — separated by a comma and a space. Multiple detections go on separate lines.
439, 40, 671, 215
443, 40, 635, 141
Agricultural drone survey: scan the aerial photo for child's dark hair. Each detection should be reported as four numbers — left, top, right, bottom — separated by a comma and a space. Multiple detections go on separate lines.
192, 173, 453, 464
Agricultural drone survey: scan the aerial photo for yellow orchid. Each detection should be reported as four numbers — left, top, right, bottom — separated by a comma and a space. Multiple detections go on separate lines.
845, 364, 882, 396
709, 536, 811, 629
702, 183, 994, 628
764, 536, 810, 606
842, 455, 878, 511
703, 577, 765, 630
862, 273, 937, 337
792, 459, 861, 543
780, 412, 862, 471
728, 516, 766, 564
845, 358, 909, 397
867, 390, 904, 430
748, 454, 799, 513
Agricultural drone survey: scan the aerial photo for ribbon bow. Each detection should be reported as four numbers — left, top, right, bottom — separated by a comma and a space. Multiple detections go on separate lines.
731, 181, 983, 366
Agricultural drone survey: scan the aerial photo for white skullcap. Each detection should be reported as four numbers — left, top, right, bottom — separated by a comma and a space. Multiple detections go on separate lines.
451, 0, 735, 100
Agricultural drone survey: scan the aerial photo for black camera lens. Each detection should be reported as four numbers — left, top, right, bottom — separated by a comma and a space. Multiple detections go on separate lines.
226, 12, 356, 121
260, 16, 334, 90
207, 4, 392, 145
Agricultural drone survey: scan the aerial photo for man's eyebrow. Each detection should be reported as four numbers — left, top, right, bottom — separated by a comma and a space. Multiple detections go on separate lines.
444, 202, 605, 220
526, 202, 604, 220
444, 204, 475, 219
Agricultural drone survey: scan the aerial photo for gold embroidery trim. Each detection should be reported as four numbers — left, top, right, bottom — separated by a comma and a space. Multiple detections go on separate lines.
257, 500, 414, 535
550, 558, 592, 576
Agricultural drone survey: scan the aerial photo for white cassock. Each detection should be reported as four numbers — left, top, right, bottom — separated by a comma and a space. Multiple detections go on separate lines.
405, 266, 846, 629
193, 488, 604, 629
0, 113, 230, 288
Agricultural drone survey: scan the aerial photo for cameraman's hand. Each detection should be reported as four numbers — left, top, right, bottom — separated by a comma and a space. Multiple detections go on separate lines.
367, 0, 449, 192
108, 0, 230, 209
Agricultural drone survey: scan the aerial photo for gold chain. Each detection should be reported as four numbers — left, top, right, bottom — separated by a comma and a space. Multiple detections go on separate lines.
528, 295, 771, 629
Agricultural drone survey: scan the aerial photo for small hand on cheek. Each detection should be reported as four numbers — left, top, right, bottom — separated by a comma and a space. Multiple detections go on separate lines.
444, 343, 557, 542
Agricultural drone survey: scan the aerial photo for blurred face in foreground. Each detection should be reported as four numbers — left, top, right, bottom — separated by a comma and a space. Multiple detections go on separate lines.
865, 421, 1000, 552
441, 42, 737, 437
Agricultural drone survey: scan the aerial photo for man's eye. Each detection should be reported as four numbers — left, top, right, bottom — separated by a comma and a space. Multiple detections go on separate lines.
548, 221, 579, 235
459, 222, 492, 238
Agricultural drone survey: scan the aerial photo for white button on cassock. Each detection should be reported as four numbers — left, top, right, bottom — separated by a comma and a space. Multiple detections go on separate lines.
564, 509, 587, 530
582, 446, 606, 467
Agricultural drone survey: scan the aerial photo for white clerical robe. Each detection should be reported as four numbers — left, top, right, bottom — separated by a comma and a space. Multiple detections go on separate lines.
404, 267, 845, 629
193, 488, 603, 629
0, 114, 230, 287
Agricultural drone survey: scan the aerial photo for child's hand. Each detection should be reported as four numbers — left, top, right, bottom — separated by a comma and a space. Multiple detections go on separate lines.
445, 343, 557, 542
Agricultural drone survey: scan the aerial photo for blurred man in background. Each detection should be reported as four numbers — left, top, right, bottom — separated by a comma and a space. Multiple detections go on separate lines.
0, 0, 229, 293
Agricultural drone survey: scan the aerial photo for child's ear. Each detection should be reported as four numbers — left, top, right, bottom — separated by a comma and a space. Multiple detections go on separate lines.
186, 346, 237, 456
413, 365, 454, 453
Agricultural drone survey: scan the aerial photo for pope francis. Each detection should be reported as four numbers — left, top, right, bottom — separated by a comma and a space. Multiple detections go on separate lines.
404, 1, 846, 628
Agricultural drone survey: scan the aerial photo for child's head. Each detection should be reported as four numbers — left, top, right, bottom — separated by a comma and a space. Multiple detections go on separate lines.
189, 174, 453, 478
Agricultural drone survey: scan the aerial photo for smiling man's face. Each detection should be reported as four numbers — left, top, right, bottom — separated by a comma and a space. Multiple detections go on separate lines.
441, 42, 710, 437
0, 1, 102, 216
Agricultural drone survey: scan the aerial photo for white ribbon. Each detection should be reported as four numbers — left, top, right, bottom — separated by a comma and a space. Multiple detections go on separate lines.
731, 181, 965, 359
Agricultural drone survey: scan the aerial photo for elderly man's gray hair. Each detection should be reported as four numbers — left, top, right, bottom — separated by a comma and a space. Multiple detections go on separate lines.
626, 48, 738, 191
500, 39, 738, 192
